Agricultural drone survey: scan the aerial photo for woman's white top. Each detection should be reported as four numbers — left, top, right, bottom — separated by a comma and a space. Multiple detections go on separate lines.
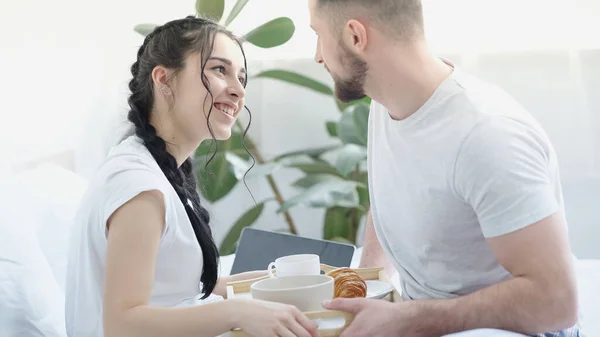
65, 135, 223, 337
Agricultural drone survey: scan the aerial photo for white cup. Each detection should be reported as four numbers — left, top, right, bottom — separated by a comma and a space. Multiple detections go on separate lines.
267, 254, 321, 278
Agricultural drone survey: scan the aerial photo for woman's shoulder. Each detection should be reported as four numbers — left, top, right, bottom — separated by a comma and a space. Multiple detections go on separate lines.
78, 135, 176, 228
102, 135, 161, 173
86, 136, 173, 208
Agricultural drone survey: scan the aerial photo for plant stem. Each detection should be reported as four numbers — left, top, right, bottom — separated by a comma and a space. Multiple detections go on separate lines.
251, 147, 298, 235
235, 121, 298, 235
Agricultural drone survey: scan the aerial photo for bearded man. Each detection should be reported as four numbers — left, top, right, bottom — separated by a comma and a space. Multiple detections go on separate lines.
308, 0, 580, 336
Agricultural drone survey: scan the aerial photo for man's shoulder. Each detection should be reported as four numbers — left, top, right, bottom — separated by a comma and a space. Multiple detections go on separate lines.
452, 67, 536, 120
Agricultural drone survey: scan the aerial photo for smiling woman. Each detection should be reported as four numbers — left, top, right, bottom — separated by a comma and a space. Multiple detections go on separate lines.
63, 15, 319, 337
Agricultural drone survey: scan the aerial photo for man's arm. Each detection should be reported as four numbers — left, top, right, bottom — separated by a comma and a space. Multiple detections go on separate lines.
409, 211, 578, 336
359, 211, 395, 278
410, 118, 579, 335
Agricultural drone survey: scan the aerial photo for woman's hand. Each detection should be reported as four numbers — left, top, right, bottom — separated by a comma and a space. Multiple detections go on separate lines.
231, 298, 319, 337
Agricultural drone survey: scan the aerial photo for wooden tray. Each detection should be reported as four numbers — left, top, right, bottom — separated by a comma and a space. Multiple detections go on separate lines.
226, 264, 402, 337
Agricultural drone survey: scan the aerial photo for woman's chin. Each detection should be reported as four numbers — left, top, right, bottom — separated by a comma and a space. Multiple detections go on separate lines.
212, 127, 233, 141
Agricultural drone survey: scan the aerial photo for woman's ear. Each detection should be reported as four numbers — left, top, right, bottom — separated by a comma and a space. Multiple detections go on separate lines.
152, 65, 172, 94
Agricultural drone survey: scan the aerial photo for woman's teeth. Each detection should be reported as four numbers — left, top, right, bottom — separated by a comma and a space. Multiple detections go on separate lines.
215, 103, 234, 116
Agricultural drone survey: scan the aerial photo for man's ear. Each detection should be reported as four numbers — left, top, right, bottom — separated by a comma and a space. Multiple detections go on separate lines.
344, 19, 368, 53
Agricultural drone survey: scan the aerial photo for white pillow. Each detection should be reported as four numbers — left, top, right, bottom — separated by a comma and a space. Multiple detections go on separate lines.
0, 165, 67, 337
16, 163, 87, 291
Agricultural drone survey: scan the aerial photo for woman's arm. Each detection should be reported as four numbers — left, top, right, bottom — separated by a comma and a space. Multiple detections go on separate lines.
103, 190, 234, 337
102, 190, 318, 337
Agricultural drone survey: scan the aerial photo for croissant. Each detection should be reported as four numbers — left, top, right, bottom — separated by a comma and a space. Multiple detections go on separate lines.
326, 267, 367, 298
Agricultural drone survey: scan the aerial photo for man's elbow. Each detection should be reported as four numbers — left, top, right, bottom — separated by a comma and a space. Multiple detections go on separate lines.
540, 277, 579, 330
555, 284, 579, 328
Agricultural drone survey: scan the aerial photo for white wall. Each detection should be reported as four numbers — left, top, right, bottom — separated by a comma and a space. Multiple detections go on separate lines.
1, 0, 598, 258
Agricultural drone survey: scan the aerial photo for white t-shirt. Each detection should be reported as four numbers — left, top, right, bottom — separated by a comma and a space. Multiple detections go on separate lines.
367, 61, 565, 301
65, 135, 223, 337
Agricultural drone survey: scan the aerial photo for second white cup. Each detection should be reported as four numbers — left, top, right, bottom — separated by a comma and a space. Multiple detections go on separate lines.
267, 254, 321, 278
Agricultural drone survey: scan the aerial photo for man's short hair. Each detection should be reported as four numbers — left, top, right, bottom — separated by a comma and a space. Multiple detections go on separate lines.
317, 0, 424, 41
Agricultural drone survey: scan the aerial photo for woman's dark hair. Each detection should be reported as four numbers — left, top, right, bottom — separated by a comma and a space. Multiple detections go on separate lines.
126, 16, 249, 299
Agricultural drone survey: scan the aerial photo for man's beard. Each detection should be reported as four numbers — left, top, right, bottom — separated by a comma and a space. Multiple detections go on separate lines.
330, 42, 368, 103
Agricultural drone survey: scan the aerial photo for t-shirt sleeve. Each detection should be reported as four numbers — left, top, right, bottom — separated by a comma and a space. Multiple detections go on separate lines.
454, 117, 560, 238
101, 164, 173, 239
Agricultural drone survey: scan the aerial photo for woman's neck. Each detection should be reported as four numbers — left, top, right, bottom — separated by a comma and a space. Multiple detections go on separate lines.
150, 115, 198, 168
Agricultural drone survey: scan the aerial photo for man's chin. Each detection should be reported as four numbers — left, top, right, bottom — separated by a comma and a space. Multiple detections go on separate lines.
333, 79, 366, 103
334, 89, 367, 103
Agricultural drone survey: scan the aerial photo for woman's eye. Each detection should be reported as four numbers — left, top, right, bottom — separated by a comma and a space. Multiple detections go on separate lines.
213, 66, 226, 74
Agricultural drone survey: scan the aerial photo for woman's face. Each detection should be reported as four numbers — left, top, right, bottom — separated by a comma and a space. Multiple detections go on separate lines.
167, 32, 247, 143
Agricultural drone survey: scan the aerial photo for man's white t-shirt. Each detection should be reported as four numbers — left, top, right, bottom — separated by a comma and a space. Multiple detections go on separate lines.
367, 61, 565, 301
65, 135, 223, 337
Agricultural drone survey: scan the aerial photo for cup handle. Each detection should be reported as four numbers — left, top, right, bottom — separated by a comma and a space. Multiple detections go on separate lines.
267, 262, 276, 278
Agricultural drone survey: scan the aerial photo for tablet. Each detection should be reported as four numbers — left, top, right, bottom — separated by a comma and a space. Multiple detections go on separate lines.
229, 227, 356, 274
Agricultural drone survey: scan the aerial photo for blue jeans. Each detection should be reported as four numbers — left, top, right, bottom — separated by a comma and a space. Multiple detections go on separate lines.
444, 326, 580, 337
533, 325, 580, 337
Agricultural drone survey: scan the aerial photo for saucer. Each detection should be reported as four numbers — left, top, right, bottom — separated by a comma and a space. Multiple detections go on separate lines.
365, 280, 395, 299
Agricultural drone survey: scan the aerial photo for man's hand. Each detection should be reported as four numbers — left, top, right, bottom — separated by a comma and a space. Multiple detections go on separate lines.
322, 298, 419, 337
325, 212, 578, 337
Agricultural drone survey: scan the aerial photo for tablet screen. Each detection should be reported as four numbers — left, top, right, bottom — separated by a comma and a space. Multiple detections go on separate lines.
230, 228, 356, 274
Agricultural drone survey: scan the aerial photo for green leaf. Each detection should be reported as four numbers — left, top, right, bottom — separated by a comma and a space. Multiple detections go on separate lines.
274, 145, 339, 161
291, 174, 343, 189
225, 152, 282, 180
357, 171, 370, 210
196, 131, 254, 158
277, 179, 361, 213
224, 152, 251, 179
244, 17, 295, 48
254, 70, 333, 95
337, 102, 370, 146
224, 0, 249, 26
326, 121, 338, 137
337, 113, 362, 145
196, 0, 225, 22
286, 162, 343, 177
195, 152, 238, 202
246, 162, 282, 179
335, 144, 368, 176
219, 202, 265, 255
323, 207, 350, 241
194, 131, 253, 202
357, 185, 370, 210
353, 107, 369, 145
134, 23, 158, 36
336, 96, 372, 112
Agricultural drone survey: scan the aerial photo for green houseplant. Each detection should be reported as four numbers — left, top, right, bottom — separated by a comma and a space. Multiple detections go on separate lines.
134, 0, 371, 254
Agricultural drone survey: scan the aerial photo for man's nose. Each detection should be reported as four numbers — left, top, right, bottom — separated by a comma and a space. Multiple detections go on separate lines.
314, 41, 324, 64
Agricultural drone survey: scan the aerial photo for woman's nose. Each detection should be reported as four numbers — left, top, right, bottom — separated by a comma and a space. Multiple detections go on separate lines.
227, 81, 245, 99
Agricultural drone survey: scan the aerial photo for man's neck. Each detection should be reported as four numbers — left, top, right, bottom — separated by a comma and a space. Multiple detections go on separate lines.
365, 41, 453, 121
